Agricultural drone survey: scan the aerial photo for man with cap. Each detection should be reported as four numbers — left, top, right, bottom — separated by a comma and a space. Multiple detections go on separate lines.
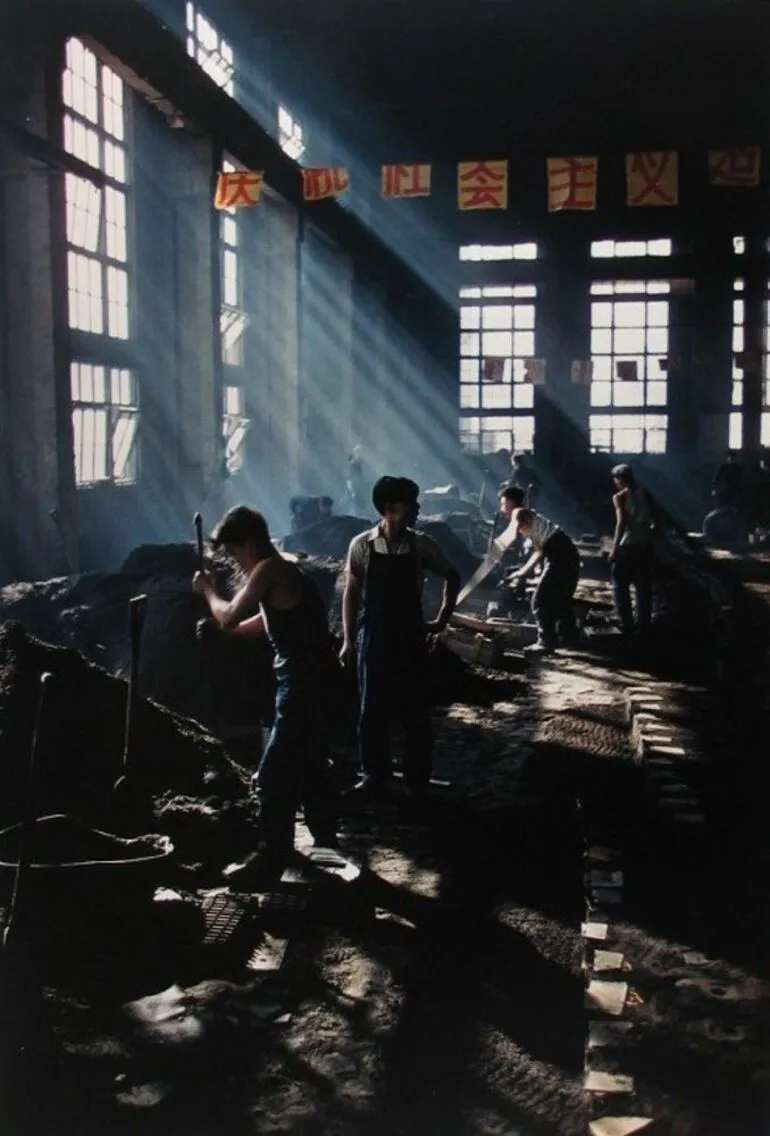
340, 476, 461, 802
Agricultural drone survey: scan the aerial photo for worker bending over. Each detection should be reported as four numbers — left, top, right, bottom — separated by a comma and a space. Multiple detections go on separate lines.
509, 507, 581, 655
193, 505, 337, 887
341, 476, 461, 803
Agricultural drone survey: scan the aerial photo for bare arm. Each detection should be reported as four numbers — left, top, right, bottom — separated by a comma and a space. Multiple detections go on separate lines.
516, 549, 544, 577
430, 569, 461, 632
196, 560, 276, 629
226, 613, 266, 638
341, 573, 361, 653
611, 492, 627, 558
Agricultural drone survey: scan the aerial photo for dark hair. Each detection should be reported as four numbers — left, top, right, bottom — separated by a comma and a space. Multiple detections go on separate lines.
319, 496, 333, 509
500, 485, 525, 507
210, 505, 270, 549
512, 453, 528, 465
372, 475, 419, 516
611, 463, 635, 488
515, 507, 534, 525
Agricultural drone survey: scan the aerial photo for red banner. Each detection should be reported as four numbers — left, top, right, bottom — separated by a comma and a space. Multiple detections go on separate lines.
381, 163, 431, 198
547, 157, 598, 212
302, 167, 350, 202
626, 152, 678, 206
214, 170, 264, 209
458, 161, 508, 211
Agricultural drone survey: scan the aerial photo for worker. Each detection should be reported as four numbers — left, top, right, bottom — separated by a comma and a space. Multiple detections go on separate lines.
340, 476, 461, 802
507, 452, 540, 508
192, 504, 338, 887
609, 463, 655, 639
508, 507, 580, 655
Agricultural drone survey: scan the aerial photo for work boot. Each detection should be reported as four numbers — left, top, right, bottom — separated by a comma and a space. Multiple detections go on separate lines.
524, 641, 555, 657
222, 846, 288, 891
308, 825, 340, 850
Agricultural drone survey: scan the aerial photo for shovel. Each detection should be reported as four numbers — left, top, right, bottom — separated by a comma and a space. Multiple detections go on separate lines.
113, 594, 148, 795
3, 672, 52, 955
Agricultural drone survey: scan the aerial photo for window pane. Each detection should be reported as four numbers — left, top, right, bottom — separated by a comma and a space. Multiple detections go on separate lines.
591, 329, 612, 354
482, 306, 513, 330
614, 381, 644, 407
481, 384, 511, 409
613, 327, 646, 354
591, 302, 613, 328
460, 307, 480, 330
614, 301, 646, 327
513, 384, 534, 409
646, 381, 667, 405
646, 327, 668, 354
614, 426, 644, 452
512, 331, 534, 357
461, 333, 480, 357
460, 385, 480, 408
482, 331, 512, 356
513, 305, 535, 330
647, 301, 669, 327
460, 358, 479, 383
591, 382, 612, 407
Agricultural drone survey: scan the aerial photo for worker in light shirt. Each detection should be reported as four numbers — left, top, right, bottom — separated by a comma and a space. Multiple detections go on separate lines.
508, 508, 581, 655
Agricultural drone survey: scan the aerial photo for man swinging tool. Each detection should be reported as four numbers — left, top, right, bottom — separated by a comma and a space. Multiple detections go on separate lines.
508, 507, 581, 656
340, 477, 460, 803
192, 505, 338, 888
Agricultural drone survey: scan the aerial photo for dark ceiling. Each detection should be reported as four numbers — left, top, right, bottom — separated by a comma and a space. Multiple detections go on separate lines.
226, 0, 769, 158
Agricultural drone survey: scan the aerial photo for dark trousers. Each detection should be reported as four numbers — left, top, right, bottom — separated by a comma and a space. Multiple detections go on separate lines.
252, 673, 336, 858
611, 543, 653, 634
357, 642, 432, 792
532, 532, 580, 648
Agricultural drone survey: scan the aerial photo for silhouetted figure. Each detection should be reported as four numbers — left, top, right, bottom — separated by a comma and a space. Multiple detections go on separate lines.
609, 464, 655, 638
712, 451, 744, 508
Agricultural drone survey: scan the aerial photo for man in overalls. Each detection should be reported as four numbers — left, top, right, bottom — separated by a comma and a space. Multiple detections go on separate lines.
340, 477, 461, 802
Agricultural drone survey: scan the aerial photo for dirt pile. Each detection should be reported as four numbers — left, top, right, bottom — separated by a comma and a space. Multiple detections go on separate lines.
0, 622, 248, 856
0, 546, 343, 733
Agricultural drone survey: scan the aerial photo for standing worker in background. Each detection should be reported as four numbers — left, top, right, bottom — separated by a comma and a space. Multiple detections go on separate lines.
609, 463, 656, 639
340, 477, 461, 803
507, 453, 540, 508
508, 507, 581, 655
193, 505, 338, 887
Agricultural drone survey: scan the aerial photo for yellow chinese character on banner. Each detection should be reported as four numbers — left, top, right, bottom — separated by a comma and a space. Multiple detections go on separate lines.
626, 152, 678, 206
381, 163, 431, 198
547, 157, 598, 212
214, 170, 264, 209
458, 161, 508, 211
709, 148, 760, 187
302, 167, 350, 202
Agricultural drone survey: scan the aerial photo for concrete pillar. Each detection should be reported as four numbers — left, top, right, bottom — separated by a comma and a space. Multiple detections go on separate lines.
536, 231, 591, 467
0, 51, 70, 581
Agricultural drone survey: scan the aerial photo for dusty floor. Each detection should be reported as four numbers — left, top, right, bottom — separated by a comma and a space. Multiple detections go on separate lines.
1, 552, 769, 1135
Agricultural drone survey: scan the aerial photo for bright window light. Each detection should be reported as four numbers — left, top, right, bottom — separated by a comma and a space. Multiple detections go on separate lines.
591, 239, 672, 259
186, 4, 234, 95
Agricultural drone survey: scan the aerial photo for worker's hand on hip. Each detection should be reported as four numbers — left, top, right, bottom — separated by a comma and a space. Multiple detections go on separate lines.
338, 642, 354, 668
192, 569, 213, 595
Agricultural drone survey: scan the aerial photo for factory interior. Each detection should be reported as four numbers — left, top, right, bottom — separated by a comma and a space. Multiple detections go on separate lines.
1, 1, 770, 1133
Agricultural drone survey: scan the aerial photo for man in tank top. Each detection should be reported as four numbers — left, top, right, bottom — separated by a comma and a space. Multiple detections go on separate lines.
609, 464, 655, 638
193, 504, 338, 887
